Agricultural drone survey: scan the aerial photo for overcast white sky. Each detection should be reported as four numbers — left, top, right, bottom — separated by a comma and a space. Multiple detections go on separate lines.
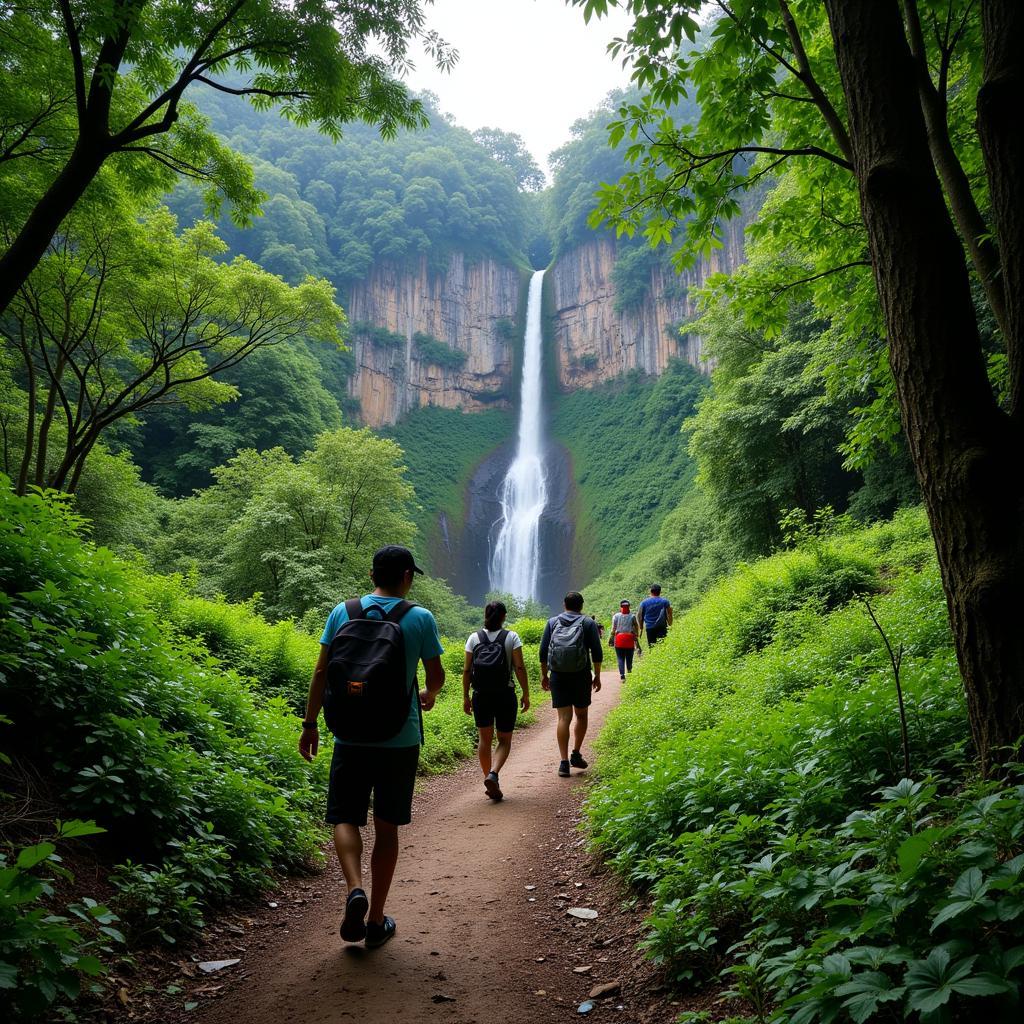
404, 0, 635, 179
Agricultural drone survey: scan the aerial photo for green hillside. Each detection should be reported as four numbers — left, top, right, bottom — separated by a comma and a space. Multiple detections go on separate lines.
383, 404, 514, 571
550, 360, 707, 582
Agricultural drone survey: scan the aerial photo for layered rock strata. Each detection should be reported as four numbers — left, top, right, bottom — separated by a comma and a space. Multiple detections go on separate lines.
345, 253, 524, 428
547, 218, 746, 390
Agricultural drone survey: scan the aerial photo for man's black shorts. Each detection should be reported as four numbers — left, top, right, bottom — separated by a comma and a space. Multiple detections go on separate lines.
549, 669, 595, 709
325, 743, 419, 827
646, 624, 667, 645
472, 686, 518, 732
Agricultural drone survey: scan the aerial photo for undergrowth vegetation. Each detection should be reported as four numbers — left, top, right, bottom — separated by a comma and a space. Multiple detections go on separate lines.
0, 478, 532, 1019
589, 509, 1024, 1023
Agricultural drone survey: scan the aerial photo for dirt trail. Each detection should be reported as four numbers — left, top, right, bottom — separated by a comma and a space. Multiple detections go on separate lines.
195, 669, 628, 1024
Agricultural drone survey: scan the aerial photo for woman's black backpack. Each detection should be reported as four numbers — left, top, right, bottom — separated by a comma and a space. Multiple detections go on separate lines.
323, 599, 415, 742
470, 629, 510, 692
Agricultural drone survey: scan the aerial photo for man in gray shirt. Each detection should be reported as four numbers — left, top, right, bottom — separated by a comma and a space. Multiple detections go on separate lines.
539, 591, 603, 777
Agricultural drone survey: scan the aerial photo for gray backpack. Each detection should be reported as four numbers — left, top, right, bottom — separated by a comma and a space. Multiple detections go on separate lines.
548, 614, 589, 672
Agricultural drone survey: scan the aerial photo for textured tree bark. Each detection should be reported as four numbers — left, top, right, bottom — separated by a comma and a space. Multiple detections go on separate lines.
976, 0, 1024, 419
824, 0, 1024, 769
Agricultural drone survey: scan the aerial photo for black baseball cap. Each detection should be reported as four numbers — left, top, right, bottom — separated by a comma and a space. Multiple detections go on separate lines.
372, 545, 424, 577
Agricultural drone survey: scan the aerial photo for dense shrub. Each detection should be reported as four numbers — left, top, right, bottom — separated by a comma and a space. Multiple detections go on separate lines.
145, 575, 319, 703
352, 321, 405, 347
588, 509, 1023, 1022
0, 820, 122, 1020
552, 361, 707, 580
413, 331, 468, 369
0, 482, 329, 900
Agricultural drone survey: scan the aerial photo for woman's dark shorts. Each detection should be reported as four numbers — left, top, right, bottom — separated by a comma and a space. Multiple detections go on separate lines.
325, 743, 420, 827
472, 687, 518, 733
549, 669, 594, 709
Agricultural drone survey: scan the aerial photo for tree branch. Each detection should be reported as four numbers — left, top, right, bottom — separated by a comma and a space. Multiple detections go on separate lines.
777, 0, 854, 161
901, 0, 1008, 339
57, 0, 86, 126
767, 260, 870, 302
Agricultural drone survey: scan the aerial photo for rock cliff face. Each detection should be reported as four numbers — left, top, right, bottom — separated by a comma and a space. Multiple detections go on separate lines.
345, 253, 524, 427
547, 218, 746, 389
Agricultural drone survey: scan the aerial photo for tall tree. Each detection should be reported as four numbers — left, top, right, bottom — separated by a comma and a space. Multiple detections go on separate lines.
0, 0, 456, 315
2, 200, 343, 494
471, 127, 546, 191
574, 0, 1023, 768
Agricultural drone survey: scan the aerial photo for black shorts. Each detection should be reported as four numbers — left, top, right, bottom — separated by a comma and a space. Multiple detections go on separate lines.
472, 687, 518, 732
549, 669, 594, 709
646, 624, 667, 645
325, 743, 419, 827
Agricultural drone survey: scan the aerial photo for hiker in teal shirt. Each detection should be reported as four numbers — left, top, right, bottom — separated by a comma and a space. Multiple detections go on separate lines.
299, 546, 445, 949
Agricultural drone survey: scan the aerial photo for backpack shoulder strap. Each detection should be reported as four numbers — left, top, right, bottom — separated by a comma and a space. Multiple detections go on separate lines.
477, 629, 489, 647
384, 599, 415, 624
496, 629, 509, 646
344, 597, 365, 621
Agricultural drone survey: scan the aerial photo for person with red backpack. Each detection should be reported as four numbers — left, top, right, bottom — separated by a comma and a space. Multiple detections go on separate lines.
461, 600, 530, 802
610, 599, 640, 682
298, 546, 445, 950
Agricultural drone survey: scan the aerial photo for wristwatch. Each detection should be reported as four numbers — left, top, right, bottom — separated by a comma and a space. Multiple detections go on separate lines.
301, 720, 318, 729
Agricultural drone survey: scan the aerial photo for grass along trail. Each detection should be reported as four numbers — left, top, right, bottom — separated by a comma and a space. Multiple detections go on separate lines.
162, 666, 655, 1024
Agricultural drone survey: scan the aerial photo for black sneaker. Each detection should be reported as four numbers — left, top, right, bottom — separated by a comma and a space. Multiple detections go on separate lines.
484, 771, 503, 801
558, 760, 571, 777
365, 915, 396, 949
570, 750, 588, 770
340, 887, 368, 942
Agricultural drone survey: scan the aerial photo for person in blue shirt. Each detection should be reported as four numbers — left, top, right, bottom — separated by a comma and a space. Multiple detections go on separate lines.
638, 584, 673, 646
299, 546, 445, 949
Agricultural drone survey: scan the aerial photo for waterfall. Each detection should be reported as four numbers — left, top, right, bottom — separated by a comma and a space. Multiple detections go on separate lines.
489, 269, 547, 601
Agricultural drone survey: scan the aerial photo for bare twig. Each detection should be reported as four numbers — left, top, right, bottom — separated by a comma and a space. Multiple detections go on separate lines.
863, 598, 911, 778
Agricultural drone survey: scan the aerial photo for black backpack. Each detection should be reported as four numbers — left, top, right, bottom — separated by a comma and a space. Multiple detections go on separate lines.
470, 629, 510, 692
323, 598, 415, 742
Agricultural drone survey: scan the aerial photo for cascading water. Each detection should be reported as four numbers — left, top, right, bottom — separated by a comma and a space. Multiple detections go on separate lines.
489, 269, 547, 600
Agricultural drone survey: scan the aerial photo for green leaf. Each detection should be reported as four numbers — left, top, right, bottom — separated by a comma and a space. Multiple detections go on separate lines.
897, 828, 944, 877
57, 819, 106, 839
16, 842, 56, 870
930, 900, 973, 930
949, 973, 1013, 997
75, 955, 106, 977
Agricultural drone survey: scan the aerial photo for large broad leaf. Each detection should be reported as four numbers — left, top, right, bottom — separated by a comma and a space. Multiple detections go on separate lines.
931, 868, 991, 930
15, 842, 56, 870
905, 949, 977, 1014
835, 970, 905, 1024
56, 820, 106, 839
897, 828, 945, 878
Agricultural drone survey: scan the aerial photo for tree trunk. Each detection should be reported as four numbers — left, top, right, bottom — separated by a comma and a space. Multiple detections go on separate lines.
0, 140, 105, 317
976, 0, 1024, 419
33, 384, 60, 489
824, 0, 1024, 770
15, 342, 36, 496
